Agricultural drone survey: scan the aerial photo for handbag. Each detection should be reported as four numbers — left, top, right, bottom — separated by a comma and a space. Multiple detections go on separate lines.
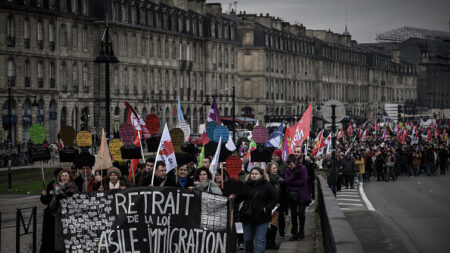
239, 191, 258, 220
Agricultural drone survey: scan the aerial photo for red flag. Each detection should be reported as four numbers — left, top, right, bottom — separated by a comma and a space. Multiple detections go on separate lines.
401, 129, 408, 144
347, 124, 353, 137
287, 103, 312, 154
434, 126, 439, 139
124, 101, 147, 132
427, 128, 432, 141
442, 128, 447, 141
312, 130, 325, 156
128, 132, 141, 181
375, 122, 379, 132
337, 128, 344, 139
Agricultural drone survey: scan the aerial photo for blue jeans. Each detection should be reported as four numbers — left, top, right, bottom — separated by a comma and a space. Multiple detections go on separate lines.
243, 221, 270, 253
357, 174, 363, 182
426, 162, 433, 176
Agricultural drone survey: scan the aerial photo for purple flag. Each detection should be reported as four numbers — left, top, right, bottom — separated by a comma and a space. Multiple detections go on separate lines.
381, 130, 387, 141
207, 97, 221, 124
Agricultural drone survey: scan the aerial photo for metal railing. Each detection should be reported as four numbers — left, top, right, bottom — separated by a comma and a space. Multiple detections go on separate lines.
317, 175, 364, 253
16, 206, 37, 253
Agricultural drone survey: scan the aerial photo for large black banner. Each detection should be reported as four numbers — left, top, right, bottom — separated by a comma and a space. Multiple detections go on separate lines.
60, 187, 236, 253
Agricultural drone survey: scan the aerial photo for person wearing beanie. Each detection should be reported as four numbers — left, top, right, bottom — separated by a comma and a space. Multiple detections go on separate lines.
272, 149, 287, 178
100, 167, 127, 191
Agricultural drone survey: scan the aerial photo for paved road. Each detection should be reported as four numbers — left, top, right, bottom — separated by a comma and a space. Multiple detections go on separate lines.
364, 174, 450, 253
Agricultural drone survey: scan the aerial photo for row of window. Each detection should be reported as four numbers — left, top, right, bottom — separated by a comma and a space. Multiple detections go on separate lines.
9, 0, 89, 16
6, 15, 89, 50
6, 59, 89, 91
322, 45, 366, 65
265, 33, 314, 55
110, 1, 236, 41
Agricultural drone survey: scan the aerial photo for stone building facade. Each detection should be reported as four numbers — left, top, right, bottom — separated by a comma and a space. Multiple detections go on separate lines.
1, 0, 417, 146
1, 0, 238, 145
235, 13, 417, 125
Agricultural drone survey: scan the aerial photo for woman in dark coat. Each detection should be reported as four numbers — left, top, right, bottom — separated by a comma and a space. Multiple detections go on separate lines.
51, 169, 78, 253
265, 162, 287, 249
238, 167, 276, 253
165, 164, 194, 189
99, 167, 128, 191
39, 168, 62, 253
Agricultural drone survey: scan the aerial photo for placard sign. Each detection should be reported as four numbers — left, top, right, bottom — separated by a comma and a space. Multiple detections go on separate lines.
60, 126, 76, 147
119, 123, 135, 144
109, 138, 124, 161
214, 126, 229, 143
31, 145, 51, 161
120, 144, 142, 159
176, 122, 191, 141
76, 131, 92, 147
145, 114, 160, 134
225, 155, 242, 180
206, 121, 218, 140
60, 187, 235, 253
29, 124, 45, 145
170, 128, 184, 153
252, 126, 269, 144
59, 146, 79, 163
146, 136, 160, 152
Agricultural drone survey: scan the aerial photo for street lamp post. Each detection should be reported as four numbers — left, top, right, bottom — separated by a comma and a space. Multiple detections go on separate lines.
95, 22, 119, 140
7, 86, 12, 192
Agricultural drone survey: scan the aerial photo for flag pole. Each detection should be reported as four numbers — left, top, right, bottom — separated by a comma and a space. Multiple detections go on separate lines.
40, 161, 46, 189
150, 139, 162, 186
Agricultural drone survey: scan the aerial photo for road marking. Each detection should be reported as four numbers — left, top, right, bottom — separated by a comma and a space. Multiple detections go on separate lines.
337, 198, 362, 202
338, 203, 363, 206
359, 182, 375, 211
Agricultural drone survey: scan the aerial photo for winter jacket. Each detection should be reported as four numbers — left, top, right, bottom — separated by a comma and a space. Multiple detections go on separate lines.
323, 158, 337, 185
355, 158, 365, 174
238, 177, 276, 223
277, 161, 288, 178
342, 158, 355, 176
284, 162, 311, 205
165, 175, 194, 188
268, 174, 288, 209
101, 178, 128, 191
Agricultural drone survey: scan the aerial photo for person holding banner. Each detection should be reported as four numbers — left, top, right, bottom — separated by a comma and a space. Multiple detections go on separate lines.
193, 167, 222, 195
99, 167, 128, 190
150, 161, 168, 187
51, 169, 78, 253
238, 167, 276, 253
166, 162, 195, 189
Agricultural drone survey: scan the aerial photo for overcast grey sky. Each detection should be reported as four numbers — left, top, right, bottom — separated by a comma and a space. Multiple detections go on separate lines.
213, 0, 450, 43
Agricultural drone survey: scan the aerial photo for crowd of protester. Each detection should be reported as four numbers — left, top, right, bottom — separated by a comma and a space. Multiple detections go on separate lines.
38, 122, 449, 253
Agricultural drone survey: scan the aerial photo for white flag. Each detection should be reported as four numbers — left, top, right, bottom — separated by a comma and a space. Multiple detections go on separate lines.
225, 134, 236, 152
210, 137, 222, 178
156, 124, 177, 173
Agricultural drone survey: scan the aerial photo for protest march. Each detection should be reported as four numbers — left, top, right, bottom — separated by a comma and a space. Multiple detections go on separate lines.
26, 97, 448, 253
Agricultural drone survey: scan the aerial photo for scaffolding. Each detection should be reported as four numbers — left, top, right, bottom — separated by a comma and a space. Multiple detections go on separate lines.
376, 26, 450, 43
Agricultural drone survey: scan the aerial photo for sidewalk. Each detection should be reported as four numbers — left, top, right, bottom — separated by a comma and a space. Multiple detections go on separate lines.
278, 203, 321, 253
0, 161, 72, 172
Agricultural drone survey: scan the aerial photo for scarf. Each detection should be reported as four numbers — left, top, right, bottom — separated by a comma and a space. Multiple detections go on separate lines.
109, 180, 120, 190
177, 176, 188, 188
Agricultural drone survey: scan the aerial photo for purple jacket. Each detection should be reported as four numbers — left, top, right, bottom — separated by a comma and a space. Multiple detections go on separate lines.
284, 162, 311, 205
